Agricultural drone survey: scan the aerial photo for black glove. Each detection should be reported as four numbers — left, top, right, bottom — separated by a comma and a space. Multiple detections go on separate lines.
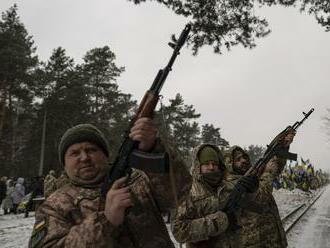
236, 175, 259, 193
223, 175, 259, 214
225, 210, 241, 232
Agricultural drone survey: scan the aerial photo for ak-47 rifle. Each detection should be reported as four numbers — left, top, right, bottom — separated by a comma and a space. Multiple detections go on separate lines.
223, 108, 314, 230
101, 24, 191, 196
245, 108, 315, 177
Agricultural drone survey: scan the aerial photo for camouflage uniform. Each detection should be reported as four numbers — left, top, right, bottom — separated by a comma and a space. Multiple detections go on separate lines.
44, 171, 57, 198
224, 146, 287, 248
30, 142, 191, 248
55, 172, 70, 189
172, 144, 239, 248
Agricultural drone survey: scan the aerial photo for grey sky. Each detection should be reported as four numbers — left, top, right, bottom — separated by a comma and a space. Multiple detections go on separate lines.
1, 0, 329, 171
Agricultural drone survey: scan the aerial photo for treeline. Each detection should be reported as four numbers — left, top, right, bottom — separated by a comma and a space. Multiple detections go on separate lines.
0, 5, 265, 177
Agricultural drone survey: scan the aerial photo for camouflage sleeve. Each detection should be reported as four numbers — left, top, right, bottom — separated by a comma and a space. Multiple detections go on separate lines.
144, 139, 192, 211
29, 196, 119, 248
254, 156, 287, 202
171, 198, 229, 243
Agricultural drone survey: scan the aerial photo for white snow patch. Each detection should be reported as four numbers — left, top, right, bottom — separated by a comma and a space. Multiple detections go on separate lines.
0, 212, 35, 248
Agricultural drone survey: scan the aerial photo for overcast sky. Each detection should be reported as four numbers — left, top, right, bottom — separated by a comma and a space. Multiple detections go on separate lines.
1, 0, 330, 171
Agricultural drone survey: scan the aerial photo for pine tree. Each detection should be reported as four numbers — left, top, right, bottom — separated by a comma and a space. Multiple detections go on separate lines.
157, 93, 201, 158
129, 0, 330, 54
245, 144, 265, 165
201, 123, 229, 149
80, 46, 135, 157
0, 4, 38, 175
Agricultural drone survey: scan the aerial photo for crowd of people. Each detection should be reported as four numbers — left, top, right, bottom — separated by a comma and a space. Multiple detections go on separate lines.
273, 161, 329, 192
0, 176, 43, 217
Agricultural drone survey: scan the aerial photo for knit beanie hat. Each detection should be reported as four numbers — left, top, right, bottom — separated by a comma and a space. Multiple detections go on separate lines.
58, 124, 109, 167
198, 146, 220, 165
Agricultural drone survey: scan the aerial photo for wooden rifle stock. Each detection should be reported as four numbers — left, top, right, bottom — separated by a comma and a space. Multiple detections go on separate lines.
101, 24, 191, 195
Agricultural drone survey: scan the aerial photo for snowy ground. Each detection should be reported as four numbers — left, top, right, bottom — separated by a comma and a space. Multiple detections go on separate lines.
0, 212, 35, 248
286, 186, 330, 248
273, 187, 321, 218
0, 187, 325, 248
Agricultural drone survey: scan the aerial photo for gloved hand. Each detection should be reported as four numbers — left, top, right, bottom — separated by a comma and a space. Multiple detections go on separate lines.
236, 175, 259, 193
223, 175, 259, 215
225, 210, 240, 232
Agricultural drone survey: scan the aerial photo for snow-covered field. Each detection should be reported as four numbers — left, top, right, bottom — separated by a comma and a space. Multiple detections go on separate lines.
0, 212, 35, 248
0, 187, 324, 248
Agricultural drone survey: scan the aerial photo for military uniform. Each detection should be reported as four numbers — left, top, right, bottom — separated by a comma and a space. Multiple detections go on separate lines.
224, 146, 287, 248
172, 144, 239, 248
44, 171, 57, 198
29, 124, 192, 248
55, 173, 70, 189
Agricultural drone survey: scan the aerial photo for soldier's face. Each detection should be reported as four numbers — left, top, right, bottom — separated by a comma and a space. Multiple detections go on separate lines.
64, 142, 108, 181
200, 161, 220, 173
233, 151, 251, 174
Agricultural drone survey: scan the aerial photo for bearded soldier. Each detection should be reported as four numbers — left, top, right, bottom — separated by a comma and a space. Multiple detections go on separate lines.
29, 119, 191, 248
223, 130, 295, 248
172, 144, 258, 248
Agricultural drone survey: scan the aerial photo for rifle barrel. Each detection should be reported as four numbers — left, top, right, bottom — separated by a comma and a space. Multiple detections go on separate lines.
293, 108, 314, 130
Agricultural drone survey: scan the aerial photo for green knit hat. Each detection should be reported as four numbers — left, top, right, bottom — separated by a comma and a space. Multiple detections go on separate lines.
58, 124, 109, 167
198, 146, 220, 165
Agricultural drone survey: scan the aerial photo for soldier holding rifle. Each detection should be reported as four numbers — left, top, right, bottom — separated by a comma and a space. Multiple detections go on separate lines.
172, 109, 313, 248
29, 25, 192, 248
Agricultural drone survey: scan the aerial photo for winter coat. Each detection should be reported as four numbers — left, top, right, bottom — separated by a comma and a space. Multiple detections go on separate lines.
224, 146, 288, 248
2, 181, 14, 210
0, 180, 6, 201
44, 174, 57, 198
12, 177, 25, 204
29, 143, 192, 248
172, 144, 239, 248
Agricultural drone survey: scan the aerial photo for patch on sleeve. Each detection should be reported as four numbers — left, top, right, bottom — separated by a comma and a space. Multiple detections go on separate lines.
29, 218, 48, 248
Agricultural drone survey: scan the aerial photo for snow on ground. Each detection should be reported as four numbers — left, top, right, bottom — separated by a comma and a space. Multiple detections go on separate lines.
0, 188, 322, 247
286, 185, 330, 248
0, 212, 35, 248
273, 187, 321, 218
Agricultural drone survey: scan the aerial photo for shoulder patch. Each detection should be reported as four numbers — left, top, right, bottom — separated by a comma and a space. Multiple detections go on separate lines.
29, 218, 48, 248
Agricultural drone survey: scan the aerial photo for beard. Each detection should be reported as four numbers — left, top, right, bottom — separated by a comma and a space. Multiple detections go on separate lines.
233, 162, 251, 175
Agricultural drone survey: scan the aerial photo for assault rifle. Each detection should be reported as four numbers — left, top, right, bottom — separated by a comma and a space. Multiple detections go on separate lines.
101, 24, 191, 196
245, 108, 315, 177
223, 108, 314, 229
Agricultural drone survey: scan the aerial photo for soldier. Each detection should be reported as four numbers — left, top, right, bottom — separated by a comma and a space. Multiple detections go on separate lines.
44, 170, 57, 198
223, 131, 295, 248
29, 119, 191, 248
172, 144, 258, 248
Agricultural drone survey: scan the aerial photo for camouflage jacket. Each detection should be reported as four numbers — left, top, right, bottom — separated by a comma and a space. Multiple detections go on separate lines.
44, 174, 57, 198
29, 144, 192, 248
224, 146, 288, 248
172, 144, 239, 248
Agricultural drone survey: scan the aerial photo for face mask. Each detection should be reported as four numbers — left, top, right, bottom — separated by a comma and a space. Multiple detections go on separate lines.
201, 171, 224, 188
233, 164, 249, 175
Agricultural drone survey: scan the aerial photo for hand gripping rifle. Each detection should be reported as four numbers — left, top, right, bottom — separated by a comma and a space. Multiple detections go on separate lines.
245, 108, 315, 177
101, 24, 191, 196
223, 108, 314, 229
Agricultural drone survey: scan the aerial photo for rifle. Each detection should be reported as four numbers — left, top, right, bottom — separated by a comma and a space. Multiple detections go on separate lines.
223, 108, 314, 228
245, 108, 314, 177
101, 24, 191, 196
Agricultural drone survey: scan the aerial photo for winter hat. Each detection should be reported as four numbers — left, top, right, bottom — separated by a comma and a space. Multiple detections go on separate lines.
58, 124, 109, 167
198, 145, 220, 165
